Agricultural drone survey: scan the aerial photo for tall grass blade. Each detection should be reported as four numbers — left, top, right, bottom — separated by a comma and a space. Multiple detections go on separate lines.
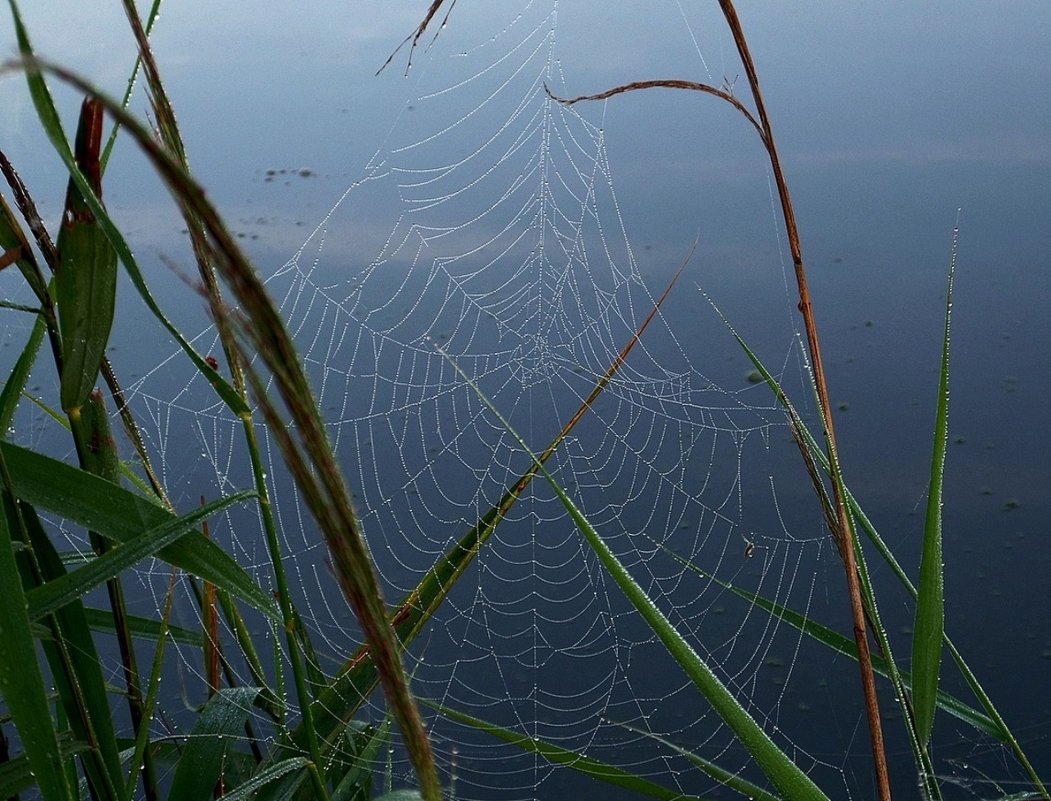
81, 606, 203, 646
0, 468, 73, 801
20, 500, 126, 800
442, 351, 830, 801
166, 686, 261, 801
662, 543, 997, 737
55, 98, 116, 413
25, 490, 253, 620
1, 440, 279, 619
613, 721, 781, 801
0, 312, 45, 432
912, 216, 958, 745
425, 701, 703, 801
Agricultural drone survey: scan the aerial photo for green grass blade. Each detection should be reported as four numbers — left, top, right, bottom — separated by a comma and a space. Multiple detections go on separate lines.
662, 543, 998, 738
26, 490, 253, 620
614, 721, 780, 801
424, 701, 702, 801
442, 351, 829, 801
0, 480, 73, 801
21, 500, 126, 800
55, 98, 116, 412
166, 687, 261, 801
1, 440, 279, 620
81, 606, 202, 646
0, 311, 45, 433
912, 218, 959, 745
219, 759, 312, 801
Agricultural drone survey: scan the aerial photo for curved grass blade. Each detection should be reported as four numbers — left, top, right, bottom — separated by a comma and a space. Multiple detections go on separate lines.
442, 352, 830, 801
661, 543, 997, 738
614, 721, 780, 801
1, 440, 279, 620
219, 758, 312, 801
81, 606, 202, 646
0, 311, 45, 433
26, 490, 254, 620
166, 686, 261, 801
424, 701, 701, 801
55, 98, 116, 413
21, 500, 126, 801
0, 476, 73, 801
912, 217, 959, 745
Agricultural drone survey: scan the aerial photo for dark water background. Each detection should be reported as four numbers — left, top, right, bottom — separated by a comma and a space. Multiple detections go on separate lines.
2, 2, 1049, 799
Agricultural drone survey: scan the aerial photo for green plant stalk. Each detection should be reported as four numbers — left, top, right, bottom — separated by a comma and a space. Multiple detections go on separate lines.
69, 392, 159, 801
100, 0, 163, 172
442, 349, 829, 801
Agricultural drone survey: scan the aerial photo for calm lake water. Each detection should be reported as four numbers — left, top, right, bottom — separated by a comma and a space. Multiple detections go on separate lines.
2, 3, 1049, 799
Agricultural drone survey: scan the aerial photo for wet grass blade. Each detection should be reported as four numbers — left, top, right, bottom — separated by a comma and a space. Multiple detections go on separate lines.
0, 440, 279, 620
660, 543, 997, 738
0, 737, 87, 799
0, 311, 45, 432
55, 98, 116, 413
424, 701, 702, 801
0, 468, 73, 801
166, 687, 261, 801
613, 721, 780, 801
26, 490, 253, 620
912, 218, 958, 745
442, 351, 830, 801
81, 606, 203, 647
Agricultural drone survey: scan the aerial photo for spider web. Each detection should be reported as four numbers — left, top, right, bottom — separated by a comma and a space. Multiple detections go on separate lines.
132, 3, 856, 798
0, 2, 890, 799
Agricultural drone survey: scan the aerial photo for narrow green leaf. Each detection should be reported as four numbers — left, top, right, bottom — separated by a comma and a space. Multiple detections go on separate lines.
0, 310, 45, 433
21, 500, 126, 800
1, 440, 279, 621
427, 701, 705, 801
615, 721, 780, 801
443, 352, 829, 801
0, 486, 73, 801
372, 793, 424, 801
55, 98, 116, 412
912, 218, 959, 745
26, 490, 254, 620
662, 544, 998, 738
220, 758, 312, 801
166, 687, 262, 801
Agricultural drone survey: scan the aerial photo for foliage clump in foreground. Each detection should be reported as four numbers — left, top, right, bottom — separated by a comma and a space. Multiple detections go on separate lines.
0, 2, 1046, 801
